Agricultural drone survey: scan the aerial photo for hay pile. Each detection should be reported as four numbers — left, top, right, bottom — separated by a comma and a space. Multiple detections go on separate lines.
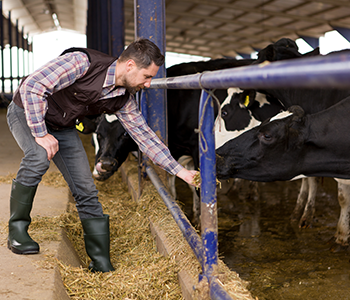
59, 171, 185, 299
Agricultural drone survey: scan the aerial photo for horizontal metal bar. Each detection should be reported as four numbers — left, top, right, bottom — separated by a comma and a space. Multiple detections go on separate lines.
150, 52, 350, 90
210, 278, 235, 300
145, 164, 205, 267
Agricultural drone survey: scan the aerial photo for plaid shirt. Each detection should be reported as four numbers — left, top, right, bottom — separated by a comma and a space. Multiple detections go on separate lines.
18, 51, 182, 175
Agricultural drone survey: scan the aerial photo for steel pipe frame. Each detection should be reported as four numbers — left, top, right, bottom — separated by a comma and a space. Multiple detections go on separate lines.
150, 52, 350, 90
198, 89, 218, 279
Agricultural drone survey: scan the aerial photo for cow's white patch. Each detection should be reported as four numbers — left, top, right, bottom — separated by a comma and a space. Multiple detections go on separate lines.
270, 111, 293, 122
215, 114, 261, 149
93, 167, 99, 176
291, 174, 307, 180
92, 133, 100, 155
215, 88, 267, 149
105, 114, 118, 123
221, 87, 242, 108
255, 92, 269, 107
334, 178, 350, 185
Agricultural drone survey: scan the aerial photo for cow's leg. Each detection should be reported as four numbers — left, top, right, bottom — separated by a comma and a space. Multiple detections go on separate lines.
332, 179, 350, 249
290, 177, 318, 228
299, 177, 318, 228
291, 178, 309, 224
177, 156, 201, 225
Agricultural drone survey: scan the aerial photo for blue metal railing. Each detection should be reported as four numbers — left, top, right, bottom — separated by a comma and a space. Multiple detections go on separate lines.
151, 52, 350, 90
147, 52, 350, 299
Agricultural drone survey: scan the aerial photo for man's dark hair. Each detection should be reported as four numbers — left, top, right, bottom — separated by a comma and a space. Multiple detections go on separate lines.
118, 38, 165, 68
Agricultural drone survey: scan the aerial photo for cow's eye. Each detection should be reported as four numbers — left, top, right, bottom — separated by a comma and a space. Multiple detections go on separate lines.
221, 111, 228, 117
263, 133, 272, 140
123, 131, 128, 137
259, 132, 272, 142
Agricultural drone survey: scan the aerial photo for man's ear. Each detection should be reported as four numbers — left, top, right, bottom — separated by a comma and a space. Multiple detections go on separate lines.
125, 59, 136, 72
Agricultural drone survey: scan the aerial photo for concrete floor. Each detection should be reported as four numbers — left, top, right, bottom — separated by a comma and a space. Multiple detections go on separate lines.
0, 108, 79, 300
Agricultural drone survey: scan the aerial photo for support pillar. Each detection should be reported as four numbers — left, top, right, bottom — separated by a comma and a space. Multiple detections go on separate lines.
134, 0, 167, 143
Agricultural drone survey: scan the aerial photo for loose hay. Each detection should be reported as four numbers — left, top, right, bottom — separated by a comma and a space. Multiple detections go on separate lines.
59, 171, 184, 299
192, 170, 222, 189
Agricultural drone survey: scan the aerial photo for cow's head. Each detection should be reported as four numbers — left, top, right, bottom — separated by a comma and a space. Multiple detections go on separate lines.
254, 38, 302, 64
215, 88, 285, 149
216, 105, 307, 182
91, 114, 137, 181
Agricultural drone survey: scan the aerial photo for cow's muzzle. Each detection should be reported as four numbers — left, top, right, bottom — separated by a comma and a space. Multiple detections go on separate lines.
93, 157, 118, 180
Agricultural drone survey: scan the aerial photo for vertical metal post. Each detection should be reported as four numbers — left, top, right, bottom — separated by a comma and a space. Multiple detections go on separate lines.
134, 0, 167, 143
199, 89, 218, 279
8, 10, 13, 92
86, 0, 92, 48
25, 37, 29, 75
110, 0, 125, 57
87, 0, 99, 50
16, 19, 20, 84
0, 0, 4, 93
21, 26, 25, 76
100, 0, 109, 54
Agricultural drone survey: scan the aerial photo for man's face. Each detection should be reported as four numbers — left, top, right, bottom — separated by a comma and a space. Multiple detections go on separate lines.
123, 61, 159, 94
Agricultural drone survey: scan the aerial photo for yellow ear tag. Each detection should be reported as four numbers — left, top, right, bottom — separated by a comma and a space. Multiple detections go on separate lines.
76, 122, 84, 132
244, 95, 250, 107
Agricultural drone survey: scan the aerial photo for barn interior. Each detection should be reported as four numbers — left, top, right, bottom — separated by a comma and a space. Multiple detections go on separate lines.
1, 1, 350, 300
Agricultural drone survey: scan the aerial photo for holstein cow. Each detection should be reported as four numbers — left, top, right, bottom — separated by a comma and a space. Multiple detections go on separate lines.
216, 98, 350, 249
215, 88, 320, 228
247, 38, 350, 228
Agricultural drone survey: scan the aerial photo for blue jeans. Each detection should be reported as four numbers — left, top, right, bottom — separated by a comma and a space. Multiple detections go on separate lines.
6, 101, 103, 219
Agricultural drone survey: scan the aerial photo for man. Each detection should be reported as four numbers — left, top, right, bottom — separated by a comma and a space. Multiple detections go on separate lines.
7, 38, 198, 273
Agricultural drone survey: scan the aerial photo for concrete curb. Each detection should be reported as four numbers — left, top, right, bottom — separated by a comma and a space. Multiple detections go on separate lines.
0, 184, 82, 300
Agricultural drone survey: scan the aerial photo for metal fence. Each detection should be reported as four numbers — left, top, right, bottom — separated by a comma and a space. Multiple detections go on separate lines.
145, 51, 350, 299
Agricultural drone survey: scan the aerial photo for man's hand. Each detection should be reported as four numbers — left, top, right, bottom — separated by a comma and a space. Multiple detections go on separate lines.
176, 168, 200, 188
35, 134, 59, 161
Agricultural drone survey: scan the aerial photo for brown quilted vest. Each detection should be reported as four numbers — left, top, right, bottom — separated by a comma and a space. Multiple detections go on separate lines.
13, 48, 130, 130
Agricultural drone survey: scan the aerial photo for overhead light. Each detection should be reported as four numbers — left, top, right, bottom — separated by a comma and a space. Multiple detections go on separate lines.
52, 13, 61, 29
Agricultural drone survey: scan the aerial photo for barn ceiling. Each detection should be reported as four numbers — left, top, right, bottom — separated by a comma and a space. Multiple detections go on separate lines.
2, 0, 350, 58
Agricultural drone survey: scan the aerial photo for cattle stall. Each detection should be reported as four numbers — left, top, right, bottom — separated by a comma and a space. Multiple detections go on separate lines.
148, 53, 350, 298
133, 0, 350, 299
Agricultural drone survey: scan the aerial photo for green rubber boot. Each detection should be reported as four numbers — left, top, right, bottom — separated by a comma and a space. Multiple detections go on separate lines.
81, 214, 115, 273
8, 179, 39, 255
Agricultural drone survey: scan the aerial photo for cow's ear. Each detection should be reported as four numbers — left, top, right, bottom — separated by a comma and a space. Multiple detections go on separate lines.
288, 105, 305, 122
286, 106, 306, 150
240, 90, 256, 108
257, 44, 276, 62
76, 116, 99, 134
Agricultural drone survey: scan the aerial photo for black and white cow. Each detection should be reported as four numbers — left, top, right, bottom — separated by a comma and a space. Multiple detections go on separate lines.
244, 38, 350, 228
216, 98, 350, 247
90, 114, 138, 181
216, 87, 320, 228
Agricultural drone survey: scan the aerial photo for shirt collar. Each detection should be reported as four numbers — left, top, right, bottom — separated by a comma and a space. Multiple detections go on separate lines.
103, 60, 117, 88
